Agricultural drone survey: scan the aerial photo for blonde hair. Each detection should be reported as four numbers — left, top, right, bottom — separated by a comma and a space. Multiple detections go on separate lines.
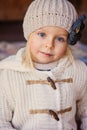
66, 46, 75, 63
22, 40, 34, 69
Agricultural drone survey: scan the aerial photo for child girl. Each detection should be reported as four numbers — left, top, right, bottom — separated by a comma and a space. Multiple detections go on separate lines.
0, 0, 87, 130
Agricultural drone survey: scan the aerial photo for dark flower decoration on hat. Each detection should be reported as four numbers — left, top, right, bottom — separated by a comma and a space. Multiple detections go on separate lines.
68, 15, 86, 45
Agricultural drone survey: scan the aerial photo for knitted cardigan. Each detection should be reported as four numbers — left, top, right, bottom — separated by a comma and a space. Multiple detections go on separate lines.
0, 48, 87, 130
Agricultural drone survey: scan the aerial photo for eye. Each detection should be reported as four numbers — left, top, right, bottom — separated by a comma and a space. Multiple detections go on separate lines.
57, 37, 65, 42
38, 32, 46, 37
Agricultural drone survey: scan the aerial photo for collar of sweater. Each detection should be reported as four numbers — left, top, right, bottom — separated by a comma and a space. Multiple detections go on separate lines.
34, 61, 58, 71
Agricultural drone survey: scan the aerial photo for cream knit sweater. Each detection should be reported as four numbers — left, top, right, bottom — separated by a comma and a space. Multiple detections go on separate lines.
0, 48, 87, 130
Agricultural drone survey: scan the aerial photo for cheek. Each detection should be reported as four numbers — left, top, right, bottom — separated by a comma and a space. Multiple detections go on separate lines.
55, 44, 67, 56
29, 40, 40, 54
29, 39, 36, 49
30, 43, 35, 50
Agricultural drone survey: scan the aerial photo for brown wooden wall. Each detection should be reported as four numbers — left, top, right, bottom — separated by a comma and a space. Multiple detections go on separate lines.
0, 0, 32, 21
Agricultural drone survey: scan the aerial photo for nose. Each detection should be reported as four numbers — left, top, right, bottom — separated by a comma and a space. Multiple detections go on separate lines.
45, 37, 54, 48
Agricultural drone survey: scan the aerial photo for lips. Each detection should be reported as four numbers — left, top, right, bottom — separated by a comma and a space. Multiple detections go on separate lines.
40, 51, 53, 56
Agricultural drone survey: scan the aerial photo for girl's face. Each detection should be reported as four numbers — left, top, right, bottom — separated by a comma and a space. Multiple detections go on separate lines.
28, 26, 68, 64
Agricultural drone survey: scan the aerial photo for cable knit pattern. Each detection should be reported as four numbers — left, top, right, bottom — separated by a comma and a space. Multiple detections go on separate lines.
0, 48, 87, 130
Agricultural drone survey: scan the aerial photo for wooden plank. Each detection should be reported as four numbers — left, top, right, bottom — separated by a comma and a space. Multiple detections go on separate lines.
0, 0, 32, 21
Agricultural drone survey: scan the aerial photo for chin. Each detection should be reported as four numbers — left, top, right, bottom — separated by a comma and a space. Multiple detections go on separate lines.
34, 58, 55, 64
38, 60, 53, 64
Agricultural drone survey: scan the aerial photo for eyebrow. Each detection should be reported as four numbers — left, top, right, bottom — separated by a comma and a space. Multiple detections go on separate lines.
37, 29, 45, 32
58, 34, 68, 37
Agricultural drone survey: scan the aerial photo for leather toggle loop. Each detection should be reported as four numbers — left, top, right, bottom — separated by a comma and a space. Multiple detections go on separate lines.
47, 77, 56, 89
49, 110, 59, 121
30, 107, 72, 121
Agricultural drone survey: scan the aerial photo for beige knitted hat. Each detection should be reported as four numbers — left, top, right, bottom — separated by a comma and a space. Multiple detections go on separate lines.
23, 0, 78, 40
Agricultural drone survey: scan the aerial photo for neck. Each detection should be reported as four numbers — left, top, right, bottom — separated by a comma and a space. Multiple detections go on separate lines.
33, 61, 58, 71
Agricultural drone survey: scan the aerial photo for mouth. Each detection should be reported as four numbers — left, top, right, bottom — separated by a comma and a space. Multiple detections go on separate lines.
40, 51, 53, 56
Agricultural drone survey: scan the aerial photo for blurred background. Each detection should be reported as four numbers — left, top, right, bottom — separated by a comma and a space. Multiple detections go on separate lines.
0, 0, 87, 64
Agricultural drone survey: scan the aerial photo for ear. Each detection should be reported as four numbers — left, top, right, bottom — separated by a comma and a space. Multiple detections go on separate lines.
67, 15, 86, 45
